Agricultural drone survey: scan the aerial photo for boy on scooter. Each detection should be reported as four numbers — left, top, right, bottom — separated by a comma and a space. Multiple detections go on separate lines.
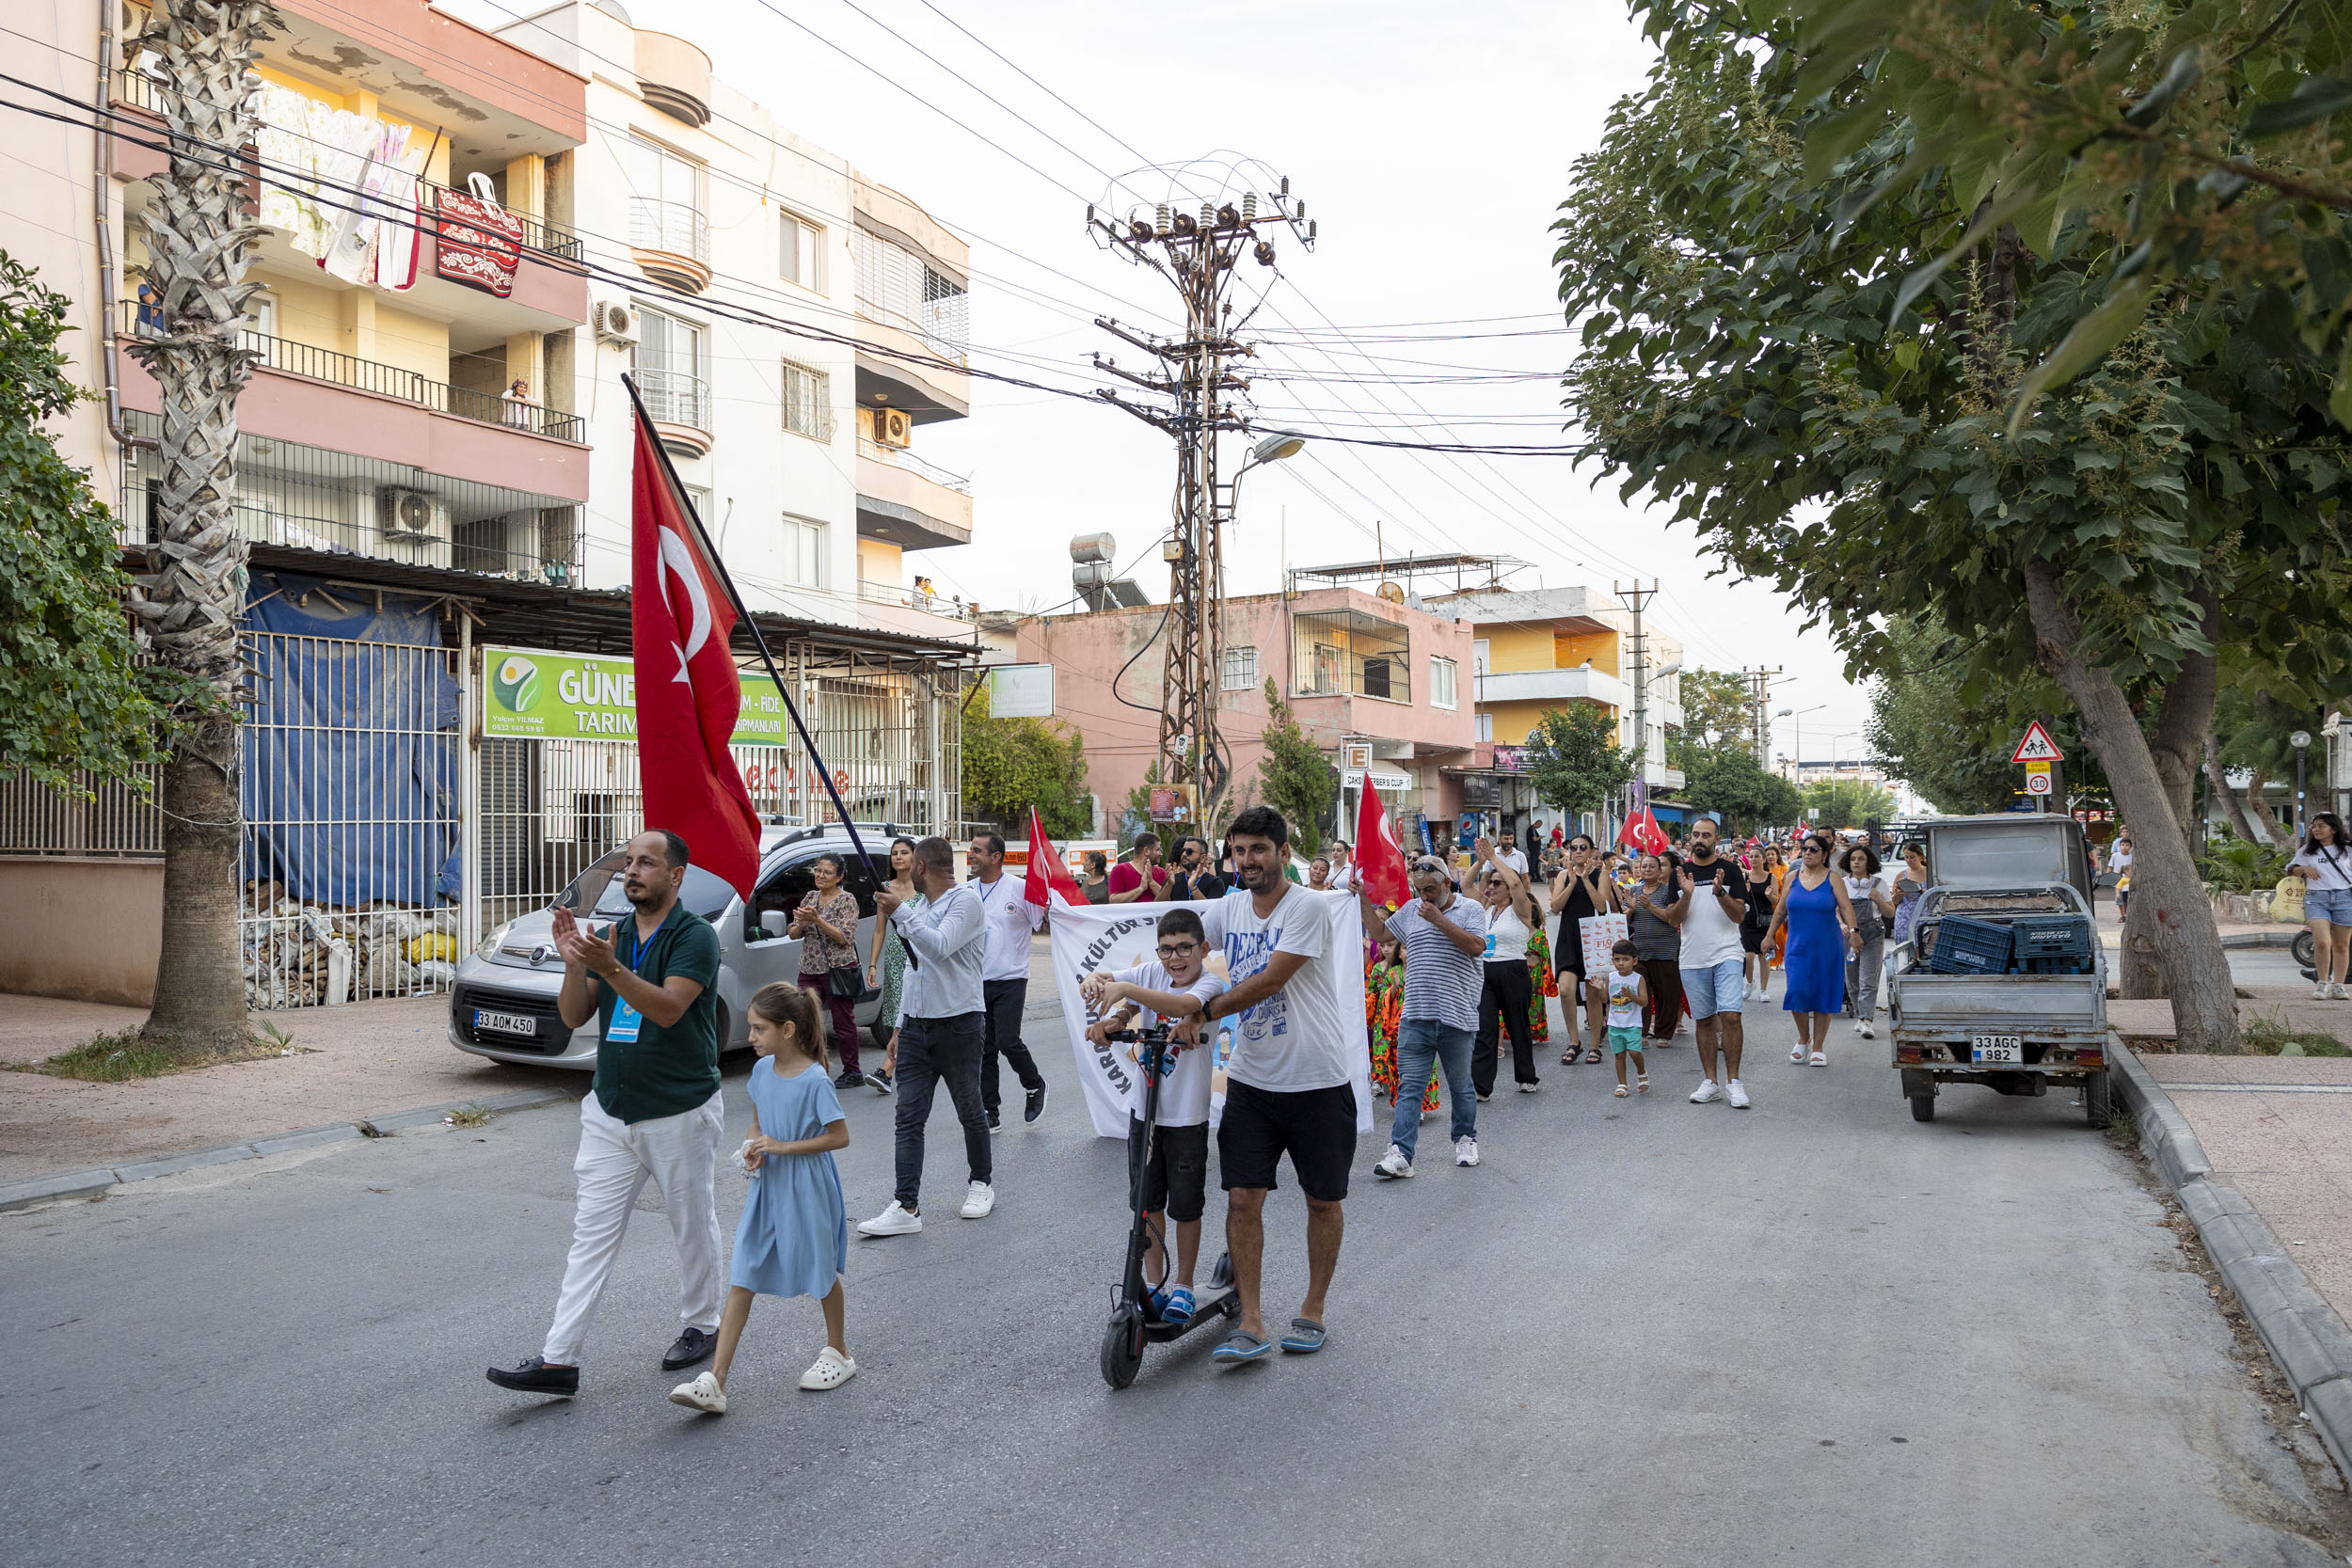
1082, 909, 1229, 1326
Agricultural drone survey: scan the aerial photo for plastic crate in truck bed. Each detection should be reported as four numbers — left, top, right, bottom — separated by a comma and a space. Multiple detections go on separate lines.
1926, 912, 2013, 975
2010, 912, 2094, 974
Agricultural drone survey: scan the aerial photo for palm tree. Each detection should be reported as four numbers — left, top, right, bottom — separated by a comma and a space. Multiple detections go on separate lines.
123, 0, 281, 1055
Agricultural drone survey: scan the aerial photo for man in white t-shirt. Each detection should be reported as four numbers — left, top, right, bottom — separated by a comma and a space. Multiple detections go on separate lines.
1081, 907, 1229, 1326
1182, 805, 1354, 1364
1663, 816, 1754, 1108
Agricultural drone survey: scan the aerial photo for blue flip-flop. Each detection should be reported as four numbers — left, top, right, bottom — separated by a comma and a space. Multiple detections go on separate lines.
1213, 1330, 1273, 1364
1279, 1318, 1327, 1354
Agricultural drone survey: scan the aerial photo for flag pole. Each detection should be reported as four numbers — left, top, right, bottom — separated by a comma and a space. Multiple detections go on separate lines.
620, 372, 913, 967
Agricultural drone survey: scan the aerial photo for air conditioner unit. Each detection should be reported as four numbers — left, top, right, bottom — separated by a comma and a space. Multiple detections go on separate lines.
377, 488, 452, 567
871, 405, 912, 448
593, 300, 639, 344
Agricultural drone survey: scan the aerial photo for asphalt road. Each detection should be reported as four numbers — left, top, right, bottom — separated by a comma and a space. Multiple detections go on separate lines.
4, 979, 2344, 1567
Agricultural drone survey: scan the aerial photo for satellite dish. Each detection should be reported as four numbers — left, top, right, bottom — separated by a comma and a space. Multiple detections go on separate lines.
1376, 581, 1406, 604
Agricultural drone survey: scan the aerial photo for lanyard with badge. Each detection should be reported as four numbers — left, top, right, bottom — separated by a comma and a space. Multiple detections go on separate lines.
605, 920, 654, 1044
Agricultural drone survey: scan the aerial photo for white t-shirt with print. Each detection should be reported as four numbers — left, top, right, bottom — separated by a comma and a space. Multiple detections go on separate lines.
1108, 960, 1227, 1127
1200, 885, 1351, 1093
2292, 844, 2352, 893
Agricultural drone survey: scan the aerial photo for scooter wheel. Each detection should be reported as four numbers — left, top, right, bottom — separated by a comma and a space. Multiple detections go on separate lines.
1101, 1305, 1146, 1389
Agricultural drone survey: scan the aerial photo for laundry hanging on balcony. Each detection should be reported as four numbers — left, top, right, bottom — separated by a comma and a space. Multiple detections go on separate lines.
434, 174, 523, 298
319, 122, 424, 290
254, 83, 421, 291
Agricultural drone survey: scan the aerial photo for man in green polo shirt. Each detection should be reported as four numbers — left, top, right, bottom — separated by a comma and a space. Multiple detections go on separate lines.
487, 829, 725, 1400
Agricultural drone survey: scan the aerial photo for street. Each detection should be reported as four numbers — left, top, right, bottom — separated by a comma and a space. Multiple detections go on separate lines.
4, 990, 2343, 1568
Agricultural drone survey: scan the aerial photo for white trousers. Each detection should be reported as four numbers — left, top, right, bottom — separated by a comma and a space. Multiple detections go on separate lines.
542, 1089, 724, 1367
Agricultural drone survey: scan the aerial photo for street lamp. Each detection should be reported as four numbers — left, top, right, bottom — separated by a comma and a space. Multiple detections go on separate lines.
2293, 728, 2313, 836
1776, 705, 1825, 785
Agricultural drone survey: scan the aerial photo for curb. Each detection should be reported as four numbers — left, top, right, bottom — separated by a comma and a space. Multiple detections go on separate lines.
0, 1087, 577, 1213
2113, 1045, 2352, 1478
2220, 929, 2299, 951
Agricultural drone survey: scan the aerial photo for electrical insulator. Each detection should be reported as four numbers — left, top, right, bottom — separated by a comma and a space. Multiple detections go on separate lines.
1200, 202, 1216, 232
1253, 240, 1276, 267
1155, 203, 1169, 235
1242, 191, 1257, 221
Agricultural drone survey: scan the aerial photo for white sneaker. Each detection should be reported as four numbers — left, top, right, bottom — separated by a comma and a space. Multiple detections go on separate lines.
1375, 1143, 1415, 1180
1454, 1135, 1480, 1167
1690, 1079, 1722, 1104
1726, 1080, 1752, 1109
959, 1180, 995, 1219
1518, 1081, 1539, 1094
1859, 1020, 1875, 1038
2317, 983, 2333, 1000
798, 1346, 857, 1390
1851, 1017, 1864, 1035
856, 1199, 922, 1237
667, 1371, 726, 1414
2334, 983, 2348, 1000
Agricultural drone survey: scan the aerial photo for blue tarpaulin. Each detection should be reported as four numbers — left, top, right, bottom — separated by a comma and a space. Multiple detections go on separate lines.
241, 574, 462, 907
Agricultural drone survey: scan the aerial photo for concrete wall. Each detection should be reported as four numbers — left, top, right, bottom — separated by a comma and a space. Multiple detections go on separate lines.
0, 861, 163, 1008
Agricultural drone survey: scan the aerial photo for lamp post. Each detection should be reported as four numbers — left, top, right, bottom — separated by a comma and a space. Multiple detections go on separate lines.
2293, 728, 2313, 838
1775, 705, 1825, 788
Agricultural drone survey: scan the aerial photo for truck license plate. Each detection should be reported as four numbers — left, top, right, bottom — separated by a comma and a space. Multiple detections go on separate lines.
1971, 1034, 2024, 1064
474, 1009, 538, 1037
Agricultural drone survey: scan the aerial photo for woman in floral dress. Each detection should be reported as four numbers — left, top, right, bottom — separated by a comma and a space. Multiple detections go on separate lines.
1365, 939, 1439, 1113
1525, 922, 1556, 1050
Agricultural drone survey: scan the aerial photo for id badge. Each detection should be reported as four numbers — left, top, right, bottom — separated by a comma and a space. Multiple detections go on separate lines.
606, 997, 644, 1044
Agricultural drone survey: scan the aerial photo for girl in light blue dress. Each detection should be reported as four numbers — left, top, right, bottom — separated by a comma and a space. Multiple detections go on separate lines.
668, 984, 851, 1416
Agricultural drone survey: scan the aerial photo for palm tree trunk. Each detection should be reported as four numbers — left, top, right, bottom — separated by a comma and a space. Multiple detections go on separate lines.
123, 0, 280, 1056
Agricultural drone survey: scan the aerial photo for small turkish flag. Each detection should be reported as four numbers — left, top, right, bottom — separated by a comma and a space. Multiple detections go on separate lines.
1619, 808, 1670, 858
628, 395, 759, 899
1354, 778, 1410, 907
1023, 806, 1085, 909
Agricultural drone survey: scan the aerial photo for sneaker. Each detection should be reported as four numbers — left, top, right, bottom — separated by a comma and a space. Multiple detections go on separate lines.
1454, 1136, 1479, 1167
868, 1069, 894, 1096
1374, 1144, 1415, 1180
1859, 1021, 1875, 1038
987, 1116, 1003, 1135
959, 1180, 994, 1219
2334, 984, 2348, 1001
1025, 1083, 1049, 1123
1851, 1018, 1863, 1036
1518, 1082, 1539, 1094
1690, 1079, 1722, 1104
661, 1325, 716, 1370
1727, 1080, 1752, 1109
836, 1069, 866, 1090
799, 1346, 857, 1390
857, 1200, 922, 1237
667, 1370, 726, 1414
1476, 1091, 1491, 1103
485, 1355, 578, 1397
2318, 983, 2333, 1001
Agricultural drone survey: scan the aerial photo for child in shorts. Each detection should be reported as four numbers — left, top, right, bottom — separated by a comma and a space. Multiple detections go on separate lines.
1605, 940, 1648, 1098
1079, 908, 1229, 1326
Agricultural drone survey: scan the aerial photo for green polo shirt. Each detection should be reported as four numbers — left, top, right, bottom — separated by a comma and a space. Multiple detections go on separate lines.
590, 902, 723, 1124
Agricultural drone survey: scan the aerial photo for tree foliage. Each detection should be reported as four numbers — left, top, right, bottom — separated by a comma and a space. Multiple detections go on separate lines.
961, 684, 1090, 839
1525, 702, 1636, 819
1257, 680, 1334, 855
1667, 667, 1755, 768
1865, 615, 2077, 815
1681, 745, 1804, 832
1803, 776, 1899, 829
0, 251, 180, 789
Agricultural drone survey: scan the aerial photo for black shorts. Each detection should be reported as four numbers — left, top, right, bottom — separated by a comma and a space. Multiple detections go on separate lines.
1127, 1116, 1210, 1223
1216, 1080, 1357, 1203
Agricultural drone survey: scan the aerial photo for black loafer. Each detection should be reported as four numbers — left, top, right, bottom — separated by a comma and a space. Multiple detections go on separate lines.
836, 1069, 866, 1090
661, 1325, 716, 1371
1025, 1083, 1048, 1123
486, 1355, 578, 1397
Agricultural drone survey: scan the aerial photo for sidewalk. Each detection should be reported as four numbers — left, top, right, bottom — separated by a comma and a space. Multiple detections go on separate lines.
0, 993, 576, 1183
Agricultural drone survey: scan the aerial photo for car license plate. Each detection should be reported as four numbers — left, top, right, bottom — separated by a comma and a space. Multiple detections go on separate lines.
474, 1009, 538, 1037
1971, 1034, 2024, 1064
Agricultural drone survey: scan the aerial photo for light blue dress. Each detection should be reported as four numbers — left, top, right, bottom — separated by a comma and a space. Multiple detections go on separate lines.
731, 1059, 849, 1300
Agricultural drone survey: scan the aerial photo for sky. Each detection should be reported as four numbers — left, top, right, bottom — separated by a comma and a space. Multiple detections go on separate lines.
453, 0, 1881, 768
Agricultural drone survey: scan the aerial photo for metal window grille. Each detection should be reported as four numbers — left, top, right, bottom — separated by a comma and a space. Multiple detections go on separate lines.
0, 768, 164, 858
781, 359, 834, 441
1221, 644, 1258, 690
850, 228, 968, 365
1293, 610, 1411, 702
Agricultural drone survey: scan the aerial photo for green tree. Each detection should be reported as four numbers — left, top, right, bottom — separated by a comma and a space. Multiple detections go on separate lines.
1525, 703, 1636, 821
1803, 777, 1898, 830
1864, 615, 2080, 816
1553, 1, 2352, 1048
0, 251, 180, 788
1682, 746, 1803, 833
1256, 680, 1333, 855
1666, 667, 1754, 769
961, 684, 1090, 838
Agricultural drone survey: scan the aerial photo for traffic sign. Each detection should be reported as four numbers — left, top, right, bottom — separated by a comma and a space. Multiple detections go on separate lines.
2025, 771, 2052, 796
2024, 759, 2051, 777
2011, 721, 2065, 764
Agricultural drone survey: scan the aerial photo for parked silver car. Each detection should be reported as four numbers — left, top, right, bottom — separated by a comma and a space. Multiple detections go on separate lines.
449, 824, 898, 1069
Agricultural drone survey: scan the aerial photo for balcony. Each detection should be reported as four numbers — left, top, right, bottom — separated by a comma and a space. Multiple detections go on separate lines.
426, 180, 582, 263
855, 438, 972, 551
629, 198, 711, 293
1474, 665, 1632, 710
636, 366, 711, 456
856, 578, 977, 622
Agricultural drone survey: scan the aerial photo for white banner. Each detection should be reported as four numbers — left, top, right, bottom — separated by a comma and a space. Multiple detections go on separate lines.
1048, 894, 1375, 1140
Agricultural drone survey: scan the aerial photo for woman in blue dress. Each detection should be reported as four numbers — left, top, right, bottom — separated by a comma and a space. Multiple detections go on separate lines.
1763, 833, 1861, 1069
668, 984, 852, 1415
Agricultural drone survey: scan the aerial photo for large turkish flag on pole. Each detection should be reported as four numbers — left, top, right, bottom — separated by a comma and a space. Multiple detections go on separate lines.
629, 404, 760, 899
1354, 777, 1411, 907
1023, 806, 1085, 910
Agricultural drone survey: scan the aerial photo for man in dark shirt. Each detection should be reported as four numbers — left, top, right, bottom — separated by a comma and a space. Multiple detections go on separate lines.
1168, 835, 1227, 900
487, 829, 724, 1399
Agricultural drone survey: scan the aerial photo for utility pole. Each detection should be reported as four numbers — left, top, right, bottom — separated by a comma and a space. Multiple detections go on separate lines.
1088, 176, 1313, 823
1615, 581, 1657, 824
1741, 666, 1784, 768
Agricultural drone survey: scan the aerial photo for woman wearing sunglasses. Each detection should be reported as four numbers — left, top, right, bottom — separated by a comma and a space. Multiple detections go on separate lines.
1762, 832, 1861, 1067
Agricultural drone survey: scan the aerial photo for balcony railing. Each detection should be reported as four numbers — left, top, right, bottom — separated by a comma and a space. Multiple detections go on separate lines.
112, 66, 164, 116
628, 198, 711, 282
856, 436, 971, 495
426, 181, 583, 263
119, 301, 586, 441
635, 366, 709, 432
856, 578, 977, 621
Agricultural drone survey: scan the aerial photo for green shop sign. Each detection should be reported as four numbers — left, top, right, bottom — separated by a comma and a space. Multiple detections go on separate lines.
482, 646, 791, 747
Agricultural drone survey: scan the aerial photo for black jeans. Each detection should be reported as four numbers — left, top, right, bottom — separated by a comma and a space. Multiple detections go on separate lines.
980, 978, 1047, 1121
892, 1012, 990, 1211
1474, 958, 1535, 1095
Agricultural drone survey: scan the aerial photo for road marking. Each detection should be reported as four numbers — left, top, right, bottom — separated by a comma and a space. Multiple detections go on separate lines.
2153, 1083, 2352, 1094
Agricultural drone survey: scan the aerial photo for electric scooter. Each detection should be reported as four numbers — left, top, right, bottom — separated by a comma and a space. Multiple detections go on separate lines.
1100, 1024, 1240, 1388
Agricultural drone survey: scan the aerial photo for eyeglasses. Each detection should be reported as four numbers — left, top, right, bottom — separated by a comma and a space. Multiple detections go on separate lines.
1156, 941, 1199, 957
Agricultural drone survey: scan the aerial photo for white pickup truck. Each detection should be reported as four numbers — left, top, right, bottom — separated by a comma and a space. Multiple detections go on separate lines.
1886, 815, 2110, 1125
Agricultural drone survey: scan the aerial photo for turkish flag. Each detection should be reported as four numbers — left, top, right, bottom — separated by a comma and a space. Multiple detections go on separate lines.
1354, 778, 1410, 907
1023, 806, 1085, 909
1619, 808, 1670, 857
629, 403, 759, 899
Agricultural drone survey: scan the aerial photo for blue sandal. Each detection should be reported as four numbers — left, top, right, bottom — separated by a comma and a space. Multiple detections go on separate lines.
1279, 1318, 1327, 1354
1213, 1330, 1273, 1364
1161, 1285, 1195, 1326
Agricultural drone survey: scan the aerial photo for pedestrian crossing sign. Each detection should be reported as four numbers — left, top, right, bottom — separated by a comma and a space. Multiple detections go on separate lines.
2011, 721, 2065, 764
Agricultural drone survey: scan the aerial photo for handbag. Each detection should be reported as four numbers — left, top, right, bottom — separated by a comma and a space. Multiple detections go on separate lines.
825, 963, 862, 1000
2271, 875, 2307, 925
